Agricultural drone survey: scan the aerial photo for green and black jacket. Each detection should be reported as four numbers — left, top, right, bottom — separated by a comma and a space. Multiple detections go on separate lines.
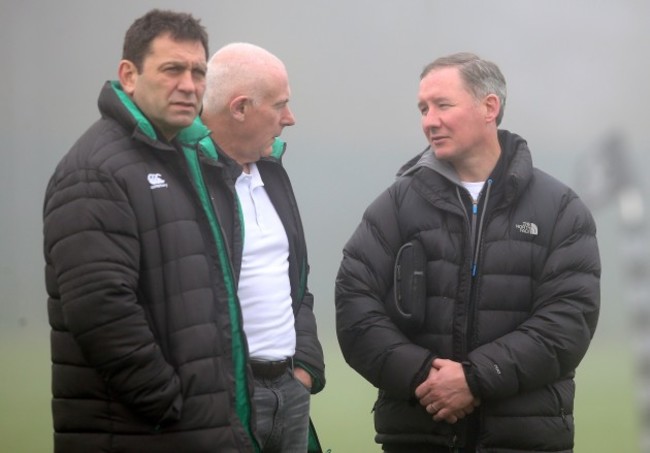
44, 81, 324, 453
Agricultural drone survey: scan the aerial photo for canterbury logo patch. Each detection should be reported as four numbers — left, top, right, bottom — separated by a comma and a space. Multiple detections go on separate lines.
147, 173, 168, 190
515, 221, 538, 236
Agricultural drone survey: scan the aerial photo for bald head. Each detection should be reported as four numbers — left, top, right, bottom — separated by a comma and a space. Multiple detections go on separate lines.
203, 42, 288, 115
200, 42, 295, 168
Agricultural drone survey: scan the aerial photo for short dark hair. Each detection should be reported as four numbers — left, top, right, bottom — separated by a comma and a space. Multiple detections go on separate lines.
122, 9, 208, 72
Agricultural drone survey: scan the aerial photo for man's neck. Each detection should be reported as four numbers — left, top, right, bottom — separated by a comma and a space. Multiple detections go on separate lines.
454, 139, 501, 182
201, 115, 249, 172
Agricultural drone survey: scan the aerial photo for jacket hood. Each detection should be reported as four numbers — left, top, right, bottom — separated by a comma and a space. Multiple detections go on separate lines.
396, 130, 531, 189
397, 147, 461, 184
100, 81, 162, 145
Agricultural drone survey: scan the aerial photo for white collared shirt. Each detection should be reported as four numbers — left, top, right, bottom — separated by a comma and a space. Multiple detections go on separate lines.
235, 163, 295, 360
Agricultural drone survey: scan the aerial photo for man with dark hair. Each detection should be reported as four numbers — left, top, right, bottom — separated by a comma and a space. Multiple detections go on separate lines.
122, 9, 208, 71
335, 52, 601, 452
44, 9, 261, 452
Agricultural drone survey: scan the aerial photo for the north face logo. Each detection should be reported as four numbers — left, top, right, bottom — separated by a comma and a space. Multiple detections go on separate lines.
515, 221, 538, 236
147, 173, 168, 189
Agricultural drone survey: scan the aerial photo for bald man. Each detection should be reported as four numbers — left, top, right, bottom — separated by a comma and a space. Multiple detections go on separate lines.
201, 43, 325, 453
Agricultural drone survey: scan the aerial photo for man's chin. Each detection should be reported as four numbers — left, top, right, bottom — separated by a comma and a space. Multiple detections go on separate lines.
262, 147, 273, 157
431, 144, 451, 160
264, 141, 276, 155
171, 114, 198, 129
170, 105, 199, 120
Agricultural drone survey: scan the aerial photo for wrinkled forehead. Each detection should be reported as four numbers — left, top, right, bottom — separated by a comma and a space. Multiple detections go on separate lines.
145, 34, 207, 64
418, 67, 467, 97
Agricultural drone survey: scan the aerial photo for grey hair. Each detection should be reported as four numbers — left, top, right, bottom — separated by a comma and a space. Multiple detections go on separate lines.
203, 42, 284, 115
421, 52, 507, 125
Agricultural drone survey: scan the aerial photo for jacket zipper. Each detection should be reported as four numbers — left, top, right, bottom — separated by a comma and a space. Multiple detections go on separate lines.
448, 434, 459, 451
453, 179, 494, 450
550, 384, 571, 430
471, 179, 493, 278
468, 179, 493, 349
184, 145, 260, 453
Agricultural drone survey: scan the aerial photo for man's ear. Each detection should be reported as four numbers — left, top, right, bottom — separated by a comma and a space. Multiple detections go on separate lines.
230, 96, 250, 121
484, 94, 500, 124
118, 60, 138, 95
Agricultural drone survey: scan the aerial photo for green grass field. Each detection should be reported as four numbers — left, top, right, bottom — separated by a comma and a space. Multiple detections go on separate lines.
1, 329, 639, 452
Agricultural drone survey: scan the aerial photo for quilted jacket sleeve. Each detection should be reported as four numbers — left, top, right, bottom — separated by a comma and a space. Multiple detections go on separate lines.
294, 288, 326, 394
335, 186, 435, 399
44, 164, 182, 425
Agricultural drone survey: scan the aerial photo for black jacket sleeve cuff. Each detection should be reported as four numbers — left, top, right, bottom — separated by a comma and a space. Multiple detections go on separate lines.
408, 353, 437, 404
462, 361, 481, 398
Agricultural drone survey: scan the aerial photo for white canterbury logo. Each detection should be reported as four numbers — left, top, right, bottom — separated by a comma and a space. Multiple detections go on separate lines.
515, 221, 538, 236
147, 173, 168, 190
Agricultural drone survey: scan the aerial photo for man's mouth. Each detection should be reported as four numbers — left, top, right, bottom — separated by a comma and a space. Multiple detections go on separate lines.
170, 103, 198, 117
172, 102, 195, 108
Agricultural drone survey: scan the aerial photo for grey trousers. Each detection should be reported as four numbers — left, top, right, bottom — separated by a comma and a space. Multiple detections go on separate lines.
252, 369, 311, 453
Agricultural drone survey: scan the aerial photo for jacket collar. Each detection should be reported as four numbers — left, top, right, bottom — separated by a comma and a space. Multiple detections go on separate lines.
397, 130, 533, 201
99, 81, 210, 153
210, 137, 288, 181
399, 148, 461, 185
177, 116, 218, 159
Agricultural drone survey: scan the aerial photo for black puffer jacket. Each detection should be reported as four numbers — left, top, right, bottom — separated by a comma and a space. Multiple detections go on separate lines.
335, 130, 600, 452
43, 81, 324, 453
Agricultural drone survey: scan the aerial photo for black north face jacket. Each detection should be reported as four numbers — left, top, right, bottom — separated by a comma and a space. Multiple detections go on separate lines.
335, 130, 600, 452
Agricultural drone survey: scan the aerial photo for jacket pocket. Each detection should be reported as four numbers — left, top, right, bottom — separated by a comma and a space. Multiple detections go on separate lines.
548, 381, 572, 431
387, 239, 427, 332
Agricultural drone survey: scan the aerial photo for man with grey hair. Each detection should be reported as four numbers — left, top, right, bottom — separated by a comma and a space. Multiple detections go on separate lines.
335, 52, 600, 451
200, 43, 325, 453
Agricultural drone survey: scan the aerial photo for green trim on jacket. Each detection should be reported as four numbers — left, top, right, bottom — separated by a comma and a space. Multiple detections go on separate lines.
109, 81, 156, 139
104, 82, 258, 451
179, 118, 259, 452
266, 138, 325, 453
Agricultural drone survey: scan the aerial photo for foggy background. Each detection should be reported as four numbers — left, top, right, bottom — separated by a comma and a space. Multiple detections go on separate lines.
2, 0, 649, 451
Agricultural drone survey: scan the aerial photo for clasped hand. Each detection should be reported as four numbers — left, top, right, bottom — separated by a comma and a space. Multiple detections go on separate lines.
414, 358, 480, 424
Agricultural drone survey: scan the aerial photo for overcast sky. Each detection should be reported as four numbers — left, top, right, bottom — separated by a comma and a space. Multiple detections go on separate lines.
2, 1, 649, 450
2, 0, 648, 344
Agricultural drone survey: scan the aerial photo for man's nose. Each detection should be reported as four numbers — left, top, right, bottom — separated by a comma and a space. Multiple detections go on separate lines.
283, 107, 296, 126
177, 70, 197, 92
422, 108, 440, 129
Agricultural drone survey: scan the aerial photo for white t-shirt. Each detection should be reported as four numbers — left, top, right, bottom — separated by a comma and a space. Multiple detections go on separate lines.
235, 163, 295, 360
461, 180, 485, 202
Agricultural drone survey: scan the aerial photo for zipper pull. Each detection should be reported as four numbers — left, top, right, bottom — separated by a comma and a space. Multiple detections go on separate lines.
448, 434, 458, 452
560, 407, 570, 430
